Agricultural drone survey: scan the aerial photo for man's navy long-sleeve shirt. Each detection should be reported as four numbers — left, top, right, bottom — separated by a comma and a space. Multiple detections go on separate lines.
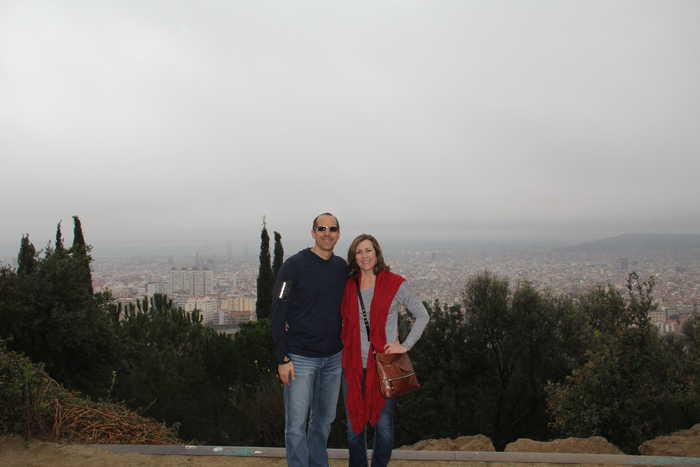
271, 248, 347, 364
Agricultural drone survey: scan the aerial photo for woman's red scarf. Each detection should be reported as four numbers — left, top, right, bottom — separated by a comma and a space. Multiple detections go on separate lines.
341, 270, 405, 434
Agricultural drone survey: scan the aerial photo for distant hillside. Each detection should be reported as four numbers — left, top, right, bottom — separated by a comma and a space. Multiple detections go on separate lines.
557, 233, 700, 260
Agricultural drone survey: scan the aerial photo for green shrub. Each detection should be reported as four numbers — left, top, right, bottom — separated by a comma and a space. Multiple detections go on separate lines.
0, 339, 62, 436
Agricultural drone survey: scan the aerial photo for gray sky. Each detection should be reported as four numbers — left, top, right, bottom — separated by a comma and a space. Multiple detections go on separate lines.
2, 0, 699, 258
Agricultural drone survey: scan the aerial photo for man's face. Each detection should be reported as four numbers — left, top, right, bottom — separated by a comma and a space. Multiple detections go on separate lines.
311, 214, 340, 253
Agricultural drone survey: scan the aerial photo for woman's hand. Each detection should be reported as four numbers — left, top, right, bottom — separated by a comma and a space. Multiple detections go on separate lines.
383, 342, 408, 354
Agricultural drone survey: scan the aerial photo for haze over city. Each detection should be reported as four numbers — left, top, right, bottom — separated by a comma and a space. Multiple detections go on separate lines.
2, 1, 699, 258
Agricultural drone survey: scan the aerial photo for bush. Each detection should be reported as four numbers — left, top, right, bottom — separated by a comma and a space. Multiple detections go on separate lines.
0, 340, 179, 443
0, 339, 60, 437
546, 276, 700, 453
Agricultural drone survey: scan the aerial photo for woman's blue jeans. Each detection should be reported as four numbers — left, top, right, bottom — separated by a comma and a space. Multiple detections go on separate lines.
342, 373, 396, 467
284, 351, 342, 467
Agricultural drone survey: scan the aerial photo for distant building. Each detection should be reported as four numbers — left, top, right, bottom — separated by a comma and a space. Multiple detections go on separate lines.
169, 268, 214, 297
648, 309, 668, 325
171, 294, 189, 311
107, 284, 130, 298
183, 296, 219, 323
615, 258, 629, 273
177, 295, 256, 328
170, 269, 185, 292
656, 315, 688, 335
193, 270, 213, 296
145, 281, 168, 296
220, 296, 256, 325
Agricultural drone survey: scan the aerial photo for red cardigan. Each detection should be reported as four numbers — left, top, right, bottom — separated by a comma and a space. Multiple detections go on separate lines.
341, 270, 405, 433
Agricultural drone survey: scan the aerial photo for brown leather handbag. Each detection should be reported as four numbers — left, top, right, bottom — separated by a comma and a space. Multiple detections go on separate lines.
356, 280, 420, 399
374, 351, 420, 398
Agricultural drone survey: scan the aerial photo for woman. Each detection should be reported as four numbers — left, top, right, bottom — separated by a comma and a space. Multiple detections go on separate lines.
340, 234, 430, 467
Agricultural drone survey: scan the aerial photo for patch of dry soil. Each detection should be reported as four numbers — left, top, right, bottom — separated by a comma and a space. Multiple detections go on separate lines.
0, 436, 632, 467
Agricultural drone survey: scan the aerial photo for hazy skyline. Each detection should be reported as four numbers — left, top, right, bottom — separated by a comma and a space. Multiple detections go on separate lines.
2, 1, 699, 257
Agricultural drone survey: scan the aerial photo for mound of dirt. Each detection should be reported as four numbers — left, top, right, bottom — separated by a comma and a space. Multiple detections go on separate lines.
505, 436, 622, 454
400, 434, 495, 451
638, 423, 700, 457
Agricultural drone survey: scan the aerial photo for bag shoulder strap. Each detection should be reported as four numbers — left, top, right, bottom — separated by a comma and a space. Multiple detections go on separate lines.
355, 278, 371, 342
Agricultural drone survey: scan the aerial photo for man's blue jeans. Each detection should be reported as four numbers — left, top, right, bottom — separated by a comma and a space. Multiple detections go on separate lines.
284, 351, 342, 467
342, 374, 396, 467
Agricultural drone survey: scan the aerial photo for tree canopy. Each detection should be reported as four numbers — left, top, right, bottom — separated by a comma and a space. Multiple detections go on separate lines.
255, 221, 273, 320
2, 217, 699, 452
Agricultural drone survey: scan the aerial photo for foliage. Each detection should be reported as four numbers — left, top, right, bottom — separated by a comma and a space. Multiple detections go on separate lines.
3, 219, 288, 446
397, 272, 593, 450
5, 216, 700, 450
683, 315, 700, 402
255, 224, 273, 320
70, 215, 93, 294
546, 274, 700, 453
0, 339, 55, 437
227, 320, 284, 445
0, 339, 179, 443
683, 314, 700, 368
16, 235, 36, 276
273, 231, 284, 282
54, 221, 65, 254
546, 328, 698, 453
0, 228, 117, 398
111, 295, 235, 443
460, 273, 587, 449
396, 299, 473, 444
1, 217, 286, 446
109, 298, 283, 445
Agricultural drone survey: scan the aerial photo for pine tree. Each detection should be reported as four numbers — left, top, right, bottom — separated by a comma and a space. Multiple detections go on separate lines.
255, 219, 273, 320
71, 216, 93, 294
17, 234, 36, 275
273, 231, 284, 282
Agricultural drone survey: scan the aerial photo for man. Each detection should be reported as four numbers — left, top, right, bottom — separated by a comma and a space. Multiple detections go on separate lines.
272, 212, 347, 467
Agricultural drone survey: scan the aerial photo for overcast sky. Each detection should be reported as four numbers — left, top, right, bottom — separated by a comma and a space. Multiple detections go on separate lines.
2, 1, 699, 258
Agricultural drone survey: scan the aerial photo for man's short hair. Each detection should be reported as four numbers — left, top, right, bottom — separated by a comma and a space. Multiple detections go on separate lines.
312, 212, 340, 230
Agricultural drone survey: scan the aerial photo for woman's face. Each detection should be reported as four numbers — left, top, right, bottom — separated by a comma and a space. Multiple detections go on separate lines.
355, 239, 377, 273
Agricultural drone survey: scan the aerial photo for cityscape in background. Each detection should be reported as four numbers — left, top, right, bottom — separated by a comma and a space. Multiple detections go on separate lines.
2, 233, 691, 336
92, 256, 259, 335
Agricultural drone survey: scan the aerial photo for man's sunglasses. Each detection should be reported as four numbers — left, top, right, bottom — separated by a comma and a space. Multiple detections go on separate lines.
314, 225, 339, 232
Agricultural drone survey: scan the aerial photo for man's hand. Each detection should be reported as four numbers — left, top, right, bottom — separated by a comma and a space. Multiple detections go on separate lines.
278, 360, 296, 386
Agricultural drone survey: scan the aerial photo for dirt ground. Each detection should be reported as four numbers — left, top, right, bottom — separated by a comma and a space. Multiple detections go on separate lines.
0, 436, 628, 467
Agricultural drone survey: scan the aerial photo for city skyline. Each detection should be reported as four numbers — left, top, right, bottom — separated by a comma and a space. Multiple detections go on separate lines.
3, 226, 700, 262
3, 1, 699, 257
87, 236, 700, 337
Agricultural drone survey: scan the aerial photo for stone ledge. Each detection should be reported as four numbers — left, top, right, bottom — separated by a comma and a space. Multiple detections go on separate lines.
92, 444, 700, 465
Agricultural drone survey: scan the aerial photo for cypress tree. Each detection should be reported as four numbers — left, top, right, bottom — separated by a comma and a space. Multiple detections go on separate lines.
71, 216, 87, 254
273, 231, 284, 282
55, 221, 65, 255
255, 219, 273, 320
17, 234, 36, 275
71, 215, 93, 294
